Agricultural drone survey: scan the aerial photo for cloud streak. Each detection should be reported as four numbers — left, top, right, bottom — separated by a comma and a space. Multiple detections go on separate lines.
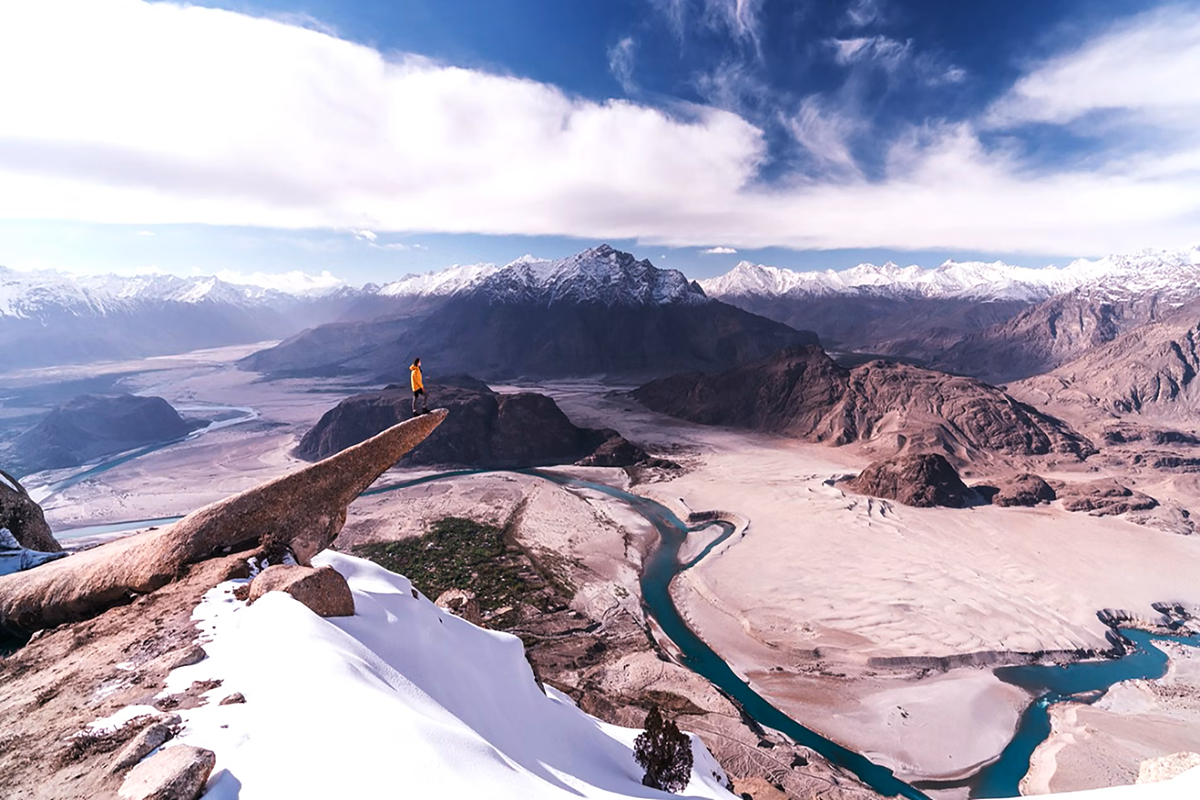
0, 0, 1197, 257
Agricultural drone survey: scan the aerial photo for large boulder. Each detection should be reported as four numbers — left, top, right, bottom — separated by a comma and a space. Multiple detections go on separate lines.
247, 564, 354, 617
118, 745, 215, 800
0, 469, 61, 552
0, 410, 445, 633
989, 473, 1057, 507
844, 453, 973, 508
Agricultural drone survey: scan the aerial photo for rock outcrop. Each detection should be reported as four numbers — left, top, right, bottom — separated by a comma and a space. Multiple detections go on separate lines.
10, 394, 194, 474
985, 473, 1057, 507
634, 346, 1095, 464
297, 379, 650, 470
247, 564, 354, 617
0, 469, 61, 552
1054, 478, 1159, 516
118, 745, 215, 800
844, 453, 973, 508
0, 410, 445, 633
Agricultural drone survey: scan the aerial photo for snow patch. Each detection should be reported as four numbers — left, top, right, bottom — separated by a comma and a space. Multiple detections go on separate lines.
154, 552, 736, 799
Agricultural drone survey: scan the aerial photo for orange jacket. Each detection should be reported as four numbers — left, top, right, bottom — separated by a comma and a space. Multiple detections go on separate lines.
410, 363, 424, 391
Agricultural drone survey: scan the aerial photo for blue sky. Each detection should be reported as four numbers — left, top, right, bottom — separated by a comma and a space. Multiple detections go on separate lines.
1, 0, 1198, 287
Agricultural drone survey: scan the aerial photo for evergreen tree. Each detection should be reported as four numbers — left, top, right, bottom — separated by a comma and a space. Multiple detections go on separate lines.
634, 704, 693, 793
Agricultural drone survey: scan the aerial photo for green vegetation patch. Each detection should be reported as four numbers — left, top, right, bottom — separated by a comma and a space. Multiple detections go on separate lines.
353, 516, 552, 616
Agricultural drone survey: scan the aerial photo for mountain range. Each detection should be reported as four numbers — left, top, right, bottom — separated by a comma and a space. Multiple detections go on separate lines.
700, 248, 1200, 372
0, 267, 361, 369
241, 245, 815, 381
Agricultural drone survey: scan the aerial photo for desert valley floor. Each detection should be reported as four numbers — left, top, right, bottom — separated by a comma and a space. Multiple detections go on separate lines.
5, 343, 1200, 799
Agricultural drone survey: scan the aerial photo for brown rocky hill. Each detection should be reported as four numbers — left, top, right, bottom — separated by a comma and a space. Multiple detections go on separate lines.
8, 394, 195, 475
1012, 301, 1200, 419
298, 378, 646, 469
633, 346, 1095, 464
845, 453, 973, 508
934, 291, 1178, 383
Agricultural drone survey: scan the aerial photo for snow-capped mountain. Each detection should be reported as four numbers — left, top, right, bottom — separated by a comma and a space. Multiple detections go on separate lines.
242, 245, 807, 380
378, 245, 706, 307
376, 261, 502, 298
700, 247, 1200, 304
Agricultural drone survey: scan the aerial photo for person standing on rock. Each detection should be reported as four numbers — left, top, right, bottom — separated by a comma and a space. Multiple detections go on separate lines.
410, 357, 428, 416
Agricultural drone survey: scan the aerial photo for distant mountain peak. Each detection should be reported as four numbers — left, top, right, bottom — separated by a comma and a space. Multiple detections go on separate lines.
379, 246, 706, 307
701, 247, 1200, 304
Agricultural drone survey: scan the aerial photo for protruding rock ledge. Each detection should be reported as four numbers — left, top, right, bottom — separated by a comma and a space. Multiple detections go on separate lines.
0, 410, 446, 633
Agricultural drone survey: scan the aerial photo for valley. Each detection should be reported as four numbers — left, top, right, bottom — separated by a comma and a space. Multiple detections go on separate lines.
6, 329, 1200, 799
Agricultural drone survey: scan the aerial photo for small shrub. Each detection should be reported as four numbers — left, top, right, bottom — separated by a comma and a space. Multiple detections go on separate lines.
634, 704, 693, 793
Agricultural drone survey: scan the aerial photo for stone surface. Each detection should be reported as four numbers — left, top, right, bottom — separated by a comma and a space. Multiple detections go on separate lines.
0, 410, 445, 632
219, 692, 245, 706
435, 588, 483, 625
845, 453, 973, 508
248, 564, 355, 617
1136, 751, 1200, 784
118, 745, 215, 800
111, 722, 175, 773
634, 345, 1094, 464
0, 469, 61, 552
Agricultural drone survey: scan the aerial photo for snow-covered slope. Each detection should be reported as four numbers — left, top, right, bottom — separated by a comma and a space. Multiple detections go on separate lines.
378, 245, 706, 307
700, 247, 1200, 304
132, 552, 736, 799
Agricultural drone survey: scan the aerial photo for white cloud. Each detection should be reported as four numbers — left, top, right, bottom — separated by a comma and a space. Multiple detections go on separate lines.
608, 37, 637, 94
353, 229, 378, 242
214, 269, 344, 293
701, 0, 765, 53
650, 0, 764, 53
985, 6, 1200, 129
0, 0, 1198, 258
701, 246, 737, 254
845, 0, 884, 28
830, 36, 911, 71
785, 96, 865, 176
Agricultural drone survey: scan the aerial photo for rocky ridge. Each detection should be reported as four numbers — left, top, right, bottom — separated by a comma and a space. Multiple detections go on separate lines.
633, 346, 1095, 464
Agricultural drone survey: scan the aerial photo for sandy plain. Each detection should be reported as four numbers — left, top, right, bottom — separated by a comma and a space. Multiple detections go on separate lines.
7, 354, 1200, 795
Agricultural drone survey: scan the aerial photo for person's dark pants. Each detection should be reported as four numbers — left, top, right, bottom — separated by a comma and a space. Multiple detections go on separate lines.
412, 388, 426, 414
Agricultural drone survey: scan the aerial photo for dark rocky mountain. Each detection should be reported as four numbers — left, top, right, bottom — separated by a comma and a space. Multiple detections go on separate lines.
297, 377, 648, 469
705, 294, 1031, 365
8, 394, 194, 474
242, 245, 817, 381
844, 453, 973, 508
632, 346, 1095, 464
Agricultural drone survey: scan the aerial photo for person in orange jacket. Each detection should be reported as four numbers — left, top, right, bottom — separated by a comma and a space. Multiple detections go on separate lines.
410, 357, 428, 416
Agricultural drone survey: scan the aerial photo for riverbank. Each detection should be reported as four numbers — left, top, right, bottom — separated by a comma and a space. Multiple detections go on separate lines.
1023, 639, 1200, 795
